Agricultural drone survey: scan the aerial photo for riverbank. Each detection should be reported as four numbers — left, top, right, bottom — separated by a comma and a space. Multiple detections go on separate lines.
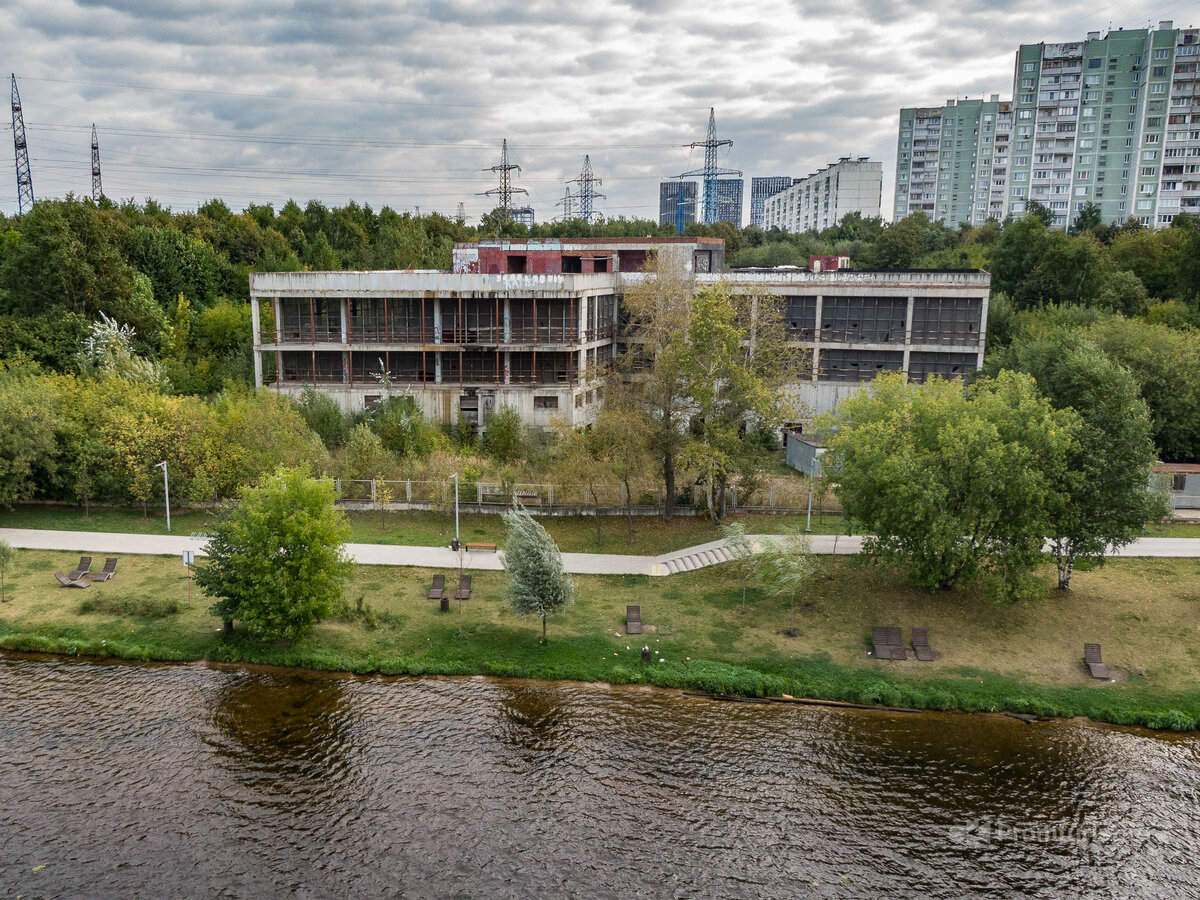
1, 549, 1198, 730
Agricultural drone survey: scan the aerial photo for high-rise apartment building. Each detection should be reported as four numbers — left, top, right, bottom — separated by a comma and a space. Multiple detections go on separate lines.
713, 178, 744, 226
895, 21, 1200, 228
763, 158, 883, 233
749, 176, 795, 227
894, 98, 1012, 225
658, 180, 698, 227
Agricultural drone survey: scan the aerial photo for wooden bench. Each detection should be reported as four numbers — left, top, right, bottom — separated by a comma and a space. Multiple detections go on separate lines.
626, 605, 642, 635
912, 626, 934, 662
1084, 643, 1110, 679
465, 542, 497, 552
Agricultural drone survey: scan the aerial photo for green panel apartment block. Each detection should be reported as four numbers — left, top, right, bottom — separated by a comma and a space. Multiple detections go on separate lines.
895, 21, 1200, 229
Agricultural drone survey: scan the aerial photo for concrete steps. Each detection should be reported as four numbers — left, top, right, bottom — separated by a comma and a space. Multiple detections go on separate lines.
655, 542, 736, 576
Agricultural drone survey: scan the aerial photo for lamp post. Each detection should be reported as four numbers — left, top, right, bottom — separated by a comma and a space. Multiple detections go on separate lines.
805, 453, 816, 533
156, 460, 171, 532
450, 472, 460, 550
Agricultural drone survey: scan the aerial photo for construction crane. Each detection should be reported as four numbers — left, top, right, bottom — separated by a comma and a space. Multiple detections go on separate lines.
10, 74, 34, 214
479, 139, 527, 222
676, 108, 740, 225
91, 124, 103, 202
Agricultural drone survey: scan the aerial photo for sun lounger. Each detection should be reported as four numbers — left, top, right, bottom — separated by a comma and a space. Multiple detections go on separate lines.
452, 574, 472, 600
54, 571, 90, 589
68, 557, 92, 582
427, 574, 445, 600
1084, 643, 1110, 679
871, 626, 906, 660
627, 605, 643, 635
912, 626, 934, 662
90, 558, 118, 582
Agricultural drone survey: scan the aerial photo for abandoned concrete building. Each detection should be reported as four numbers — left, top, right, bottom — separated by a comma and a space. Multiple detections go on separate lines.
249, 237, 989, 431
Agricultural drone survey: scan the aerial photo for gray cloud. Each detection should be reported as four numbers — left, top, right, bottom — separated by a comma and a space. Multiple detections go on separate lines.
1, 0, 1181, 220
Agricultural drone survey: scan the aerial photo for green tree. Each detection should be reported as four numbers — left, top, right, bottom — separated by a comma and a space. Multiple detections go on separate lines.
371, 394, 438, 457
719, 521, 756, 614
501, 505, 574, 642
996, 336, 1165, 588
481, 404, 526, 463
755, 533, 819, 636
195, 468, 352, 639
1095, 270, 1150, 317
618, 252, 694, 519
0, 370, 60, 508
296, 387, 353, 449
0, 539, 15, 603
822, 371, 1077, 597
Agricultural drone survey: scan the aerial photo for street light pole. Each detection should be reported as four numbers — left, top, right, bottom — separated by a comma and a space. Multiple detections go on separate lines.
156, 461, 171, 532
805, 453, 816, 533
450, 472, 460, 549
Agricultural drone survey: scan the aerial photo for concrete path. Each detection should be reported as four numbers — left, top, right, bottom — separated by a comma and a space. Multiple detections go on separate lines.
1, 528, 1196, 578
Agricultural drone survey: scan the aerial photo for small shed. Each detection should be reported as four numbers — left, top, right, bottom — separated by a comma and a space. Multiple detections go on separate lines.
784, 430, 827, 478
1155, 463, 1200, 511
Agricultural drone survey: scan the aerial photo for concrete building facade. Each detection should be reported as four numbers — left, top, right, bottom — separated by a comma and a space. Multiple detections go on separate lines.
762, 158, 884, 233
750, 176, 795, 227
251, 242, 988, 433
894, 21, 1200, 228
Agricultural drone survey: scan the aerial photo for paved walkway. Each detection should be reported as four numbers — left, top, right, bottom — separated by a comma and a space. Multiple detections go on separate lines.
1, 528, 1196, 578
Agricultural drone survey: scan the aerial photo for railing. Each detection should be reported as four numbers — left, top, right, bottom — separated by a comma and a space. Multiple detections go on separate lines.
331, 478, 834, 515
264, 324, 611, 347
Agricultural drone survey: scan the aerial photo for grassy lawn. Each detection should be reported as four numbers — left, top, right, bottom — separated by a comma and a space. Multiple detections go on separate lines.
2, 545, 1199, 728
0, 504, 850, 553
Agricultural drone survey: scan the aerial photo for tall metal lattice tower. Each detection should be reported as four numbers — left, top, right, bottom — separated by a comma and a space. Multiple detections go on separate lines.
10, 74, 34, 214
568, 155, 605, 224
479, 139, 527, 221
678, 108, 740, 225
556, 186, 575, 221
90, 124, 103, 202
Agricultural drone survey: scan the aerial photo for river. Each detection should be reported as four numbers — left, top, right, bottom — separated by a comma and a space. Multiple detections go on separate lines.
1, 654, 1198, 898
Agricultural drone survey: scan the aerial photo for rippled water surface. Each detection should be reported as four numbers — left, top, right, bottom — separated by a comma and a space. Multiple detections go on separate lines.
2, 654, 1199, 898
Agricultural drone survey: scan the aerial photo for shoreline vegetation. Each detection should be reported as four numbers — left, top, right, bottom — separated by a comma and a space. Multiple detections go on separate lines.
1, 538, 1198, 731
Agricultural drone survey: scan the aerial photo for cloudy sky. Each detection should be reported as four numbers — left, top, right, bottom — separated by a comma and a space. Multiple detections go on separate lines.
2, 0, 1190, 223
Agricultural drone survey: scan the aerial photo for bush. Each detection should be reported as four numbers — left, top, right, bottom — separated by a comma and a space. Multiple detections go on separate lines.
77, 593, 180, 618
481, 405, 526, 463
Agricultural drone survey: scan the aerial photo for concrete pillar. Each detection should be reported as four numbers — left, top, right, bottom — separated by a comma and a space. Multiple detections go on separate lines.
250, 294, 263, 388
340, 298, 348, 343
435, 351, 443, 384
812, 294, 823, 380
503, 298, 512, 343
903, 295, 916, 376
504, 350, 511, 385
433, 297, 442, 344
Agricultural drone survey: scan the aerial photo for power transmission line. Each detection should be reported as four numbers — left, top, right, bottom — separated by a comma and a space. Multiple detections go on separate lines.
568, 154, 605, 224
677, 107, 740, 226
91, 123, 102, 201
11, 74, 34, 213
479, 139, 527, 222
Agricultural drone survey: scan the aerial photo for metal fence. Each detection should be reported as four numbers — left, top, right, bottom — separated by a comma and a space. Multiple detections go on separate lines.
333, 478, 834, 516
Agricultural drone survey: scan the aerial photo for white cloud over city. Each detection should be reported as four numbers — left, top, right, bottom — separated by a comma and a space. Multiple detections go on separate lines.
2, 0, 1188, 220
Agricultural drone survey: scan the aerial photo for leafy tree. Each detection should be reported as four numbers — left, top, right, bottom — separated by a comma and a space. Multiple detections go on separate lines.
681, 284, 802, 522
719, 521, 755, 613
1095, 270, 1150, 317
1070, 201, 1105, 236
1084, 317, 1200, 462
994, 335, 1165, 588
296, 387, 353, 449
551, 421, 608, 544
0, 370, 60, 508
195, 468, 352, 639
372, 394, 438, 457
865, 214, 926, 269
755, 533, 819, 636
822, 371, 1076, 598
340, 423, 393, 482
591, 405, 651, 543
481, 404, 526, 463
501, 505, 574, 642
0, 539, 15, 603
1024, 199, 1055, 227
618, 253, 697, 519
